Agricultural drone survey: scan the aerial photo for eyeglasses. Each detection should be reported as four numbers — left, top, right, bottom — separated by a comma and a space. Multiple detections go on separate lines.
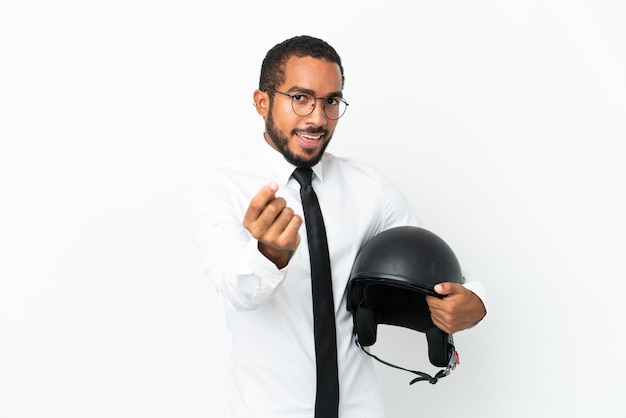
264, 88, 349, 120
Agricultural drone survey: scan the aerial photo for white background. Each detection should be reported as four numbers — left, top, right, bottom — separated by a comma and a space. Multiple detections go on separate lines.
1, 1, 625, 417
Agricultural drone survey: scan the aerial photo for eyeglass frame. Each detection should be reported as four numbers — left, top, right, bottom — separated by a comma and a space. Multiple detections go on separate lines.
263, 87, 349, 120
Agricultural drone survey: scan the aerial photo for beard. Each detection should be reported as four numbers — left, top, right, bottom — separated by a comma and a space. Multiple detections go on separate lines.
264, 106, 332, 169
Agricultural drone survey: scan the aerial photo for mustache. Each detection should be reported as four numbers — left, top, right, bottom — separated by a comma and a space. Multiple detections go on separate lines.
294, 127, 328, 135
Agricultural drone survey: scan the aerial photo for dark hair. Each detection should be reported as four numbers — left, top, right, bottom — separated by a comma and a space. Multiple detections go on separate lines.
259, 35, 345, 91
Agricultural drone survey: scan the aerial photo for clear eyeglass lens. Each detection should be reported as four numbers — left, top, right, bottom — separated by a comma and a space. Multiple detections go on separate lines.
291, 93, 315, 116
291, 93, 346, 120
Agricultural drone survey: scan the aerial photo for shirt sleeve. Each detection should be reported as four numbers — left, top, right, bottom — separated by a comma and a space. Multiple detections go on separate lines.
373, 165, 424, 230
461, 273, 488, 316
187, 171, 287, 311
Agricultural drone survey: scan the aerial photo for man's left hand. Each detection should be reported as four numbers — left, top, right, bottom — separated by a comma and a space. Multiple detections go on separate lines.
426, 282, 487, 334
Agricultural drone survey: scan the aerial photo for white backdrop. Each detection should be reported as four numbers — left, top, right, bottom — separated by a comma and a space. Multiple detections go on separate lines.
1, 1, 625, 417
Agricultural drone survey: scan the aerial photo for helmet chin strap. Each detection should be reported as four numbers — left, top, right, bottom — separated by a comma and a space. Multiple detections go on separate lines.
355, 336, 459, 385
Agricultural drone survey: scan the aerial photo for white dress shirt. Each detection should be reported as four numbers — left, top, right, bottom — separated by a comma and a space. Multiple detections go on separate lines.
188, 141, 486, 418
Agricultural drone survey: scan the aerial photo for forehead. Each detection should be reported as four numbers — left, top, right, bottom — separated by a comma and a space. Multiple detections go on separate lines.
281, 56, 343, 95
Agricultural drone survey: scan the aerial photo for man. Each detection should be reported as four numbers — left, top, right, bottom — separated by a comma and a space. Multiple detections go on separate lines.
188, 35, 487, 418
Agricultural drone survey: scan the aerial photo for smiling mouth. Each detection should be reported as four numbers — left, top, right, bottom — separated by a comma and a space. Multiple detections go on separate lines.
296, 131, 325, 149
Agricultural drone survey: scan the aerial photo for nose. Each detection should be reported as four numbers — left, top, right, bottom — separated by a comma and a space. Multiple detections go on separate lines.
304, 98, 328, 125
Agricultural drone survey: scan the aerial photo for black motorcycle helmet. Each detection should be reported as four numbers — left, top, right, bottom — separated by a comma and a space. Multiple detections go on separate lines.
347, 225, 465, 384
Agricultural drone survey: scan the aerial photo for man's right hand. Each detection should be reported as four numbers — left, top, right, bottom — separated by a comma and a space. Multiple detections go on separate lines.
243, 182, 303, 269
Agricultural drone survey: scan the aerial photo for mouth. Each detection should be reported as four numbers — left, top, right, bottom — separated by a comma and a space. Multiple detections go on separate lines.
295, 131, 325, 150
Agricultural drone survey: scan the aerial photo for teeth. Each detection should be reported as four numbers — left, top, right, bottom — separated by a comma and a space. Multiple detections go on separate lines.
301, 133, 322, 140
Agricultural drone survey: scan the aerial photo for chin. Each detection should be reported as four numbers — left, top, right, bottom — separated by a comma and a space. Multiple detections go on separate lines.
285, 153, 321, 169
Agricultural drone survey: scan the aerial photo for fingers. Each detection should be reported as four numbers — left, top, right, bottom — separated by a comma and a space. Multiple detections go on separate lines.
426, 293, 457, 334
281, 211, 304, 246
244, 182, 281, 224
426, 283, 486, 334
245, 183, 300, 244
261, 204, 302, 249
243, 183, 303, 267
433, 282, 463, 296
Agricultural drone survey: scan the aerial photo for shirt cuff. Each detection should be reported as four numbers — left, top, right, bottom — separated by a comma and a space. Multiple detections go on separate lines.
238, 238, 287, 288
462, 277, 488, 313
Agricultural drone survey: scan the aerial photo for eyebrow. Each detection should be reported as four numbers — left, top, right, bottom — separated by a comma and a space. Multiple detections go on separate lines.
286, 86, 343, 99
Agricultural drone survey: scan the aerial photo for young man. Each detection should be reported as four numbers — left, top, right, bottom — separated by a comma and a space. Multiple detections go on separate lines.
188, 35, 487, 418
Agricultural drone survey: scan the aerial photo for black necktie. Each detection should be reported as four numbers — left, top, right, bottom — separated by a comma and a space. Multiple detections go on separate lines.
292, 167, 339, 418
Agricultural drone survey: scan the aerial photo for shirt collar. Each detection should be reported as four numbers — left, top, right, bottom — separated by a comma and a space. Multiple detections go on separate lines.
257, 138, 326, 184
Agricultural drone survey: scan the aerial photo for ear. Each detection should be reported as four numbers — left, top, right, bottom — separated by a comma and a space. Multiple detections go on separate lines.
253, 89, 270, 117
